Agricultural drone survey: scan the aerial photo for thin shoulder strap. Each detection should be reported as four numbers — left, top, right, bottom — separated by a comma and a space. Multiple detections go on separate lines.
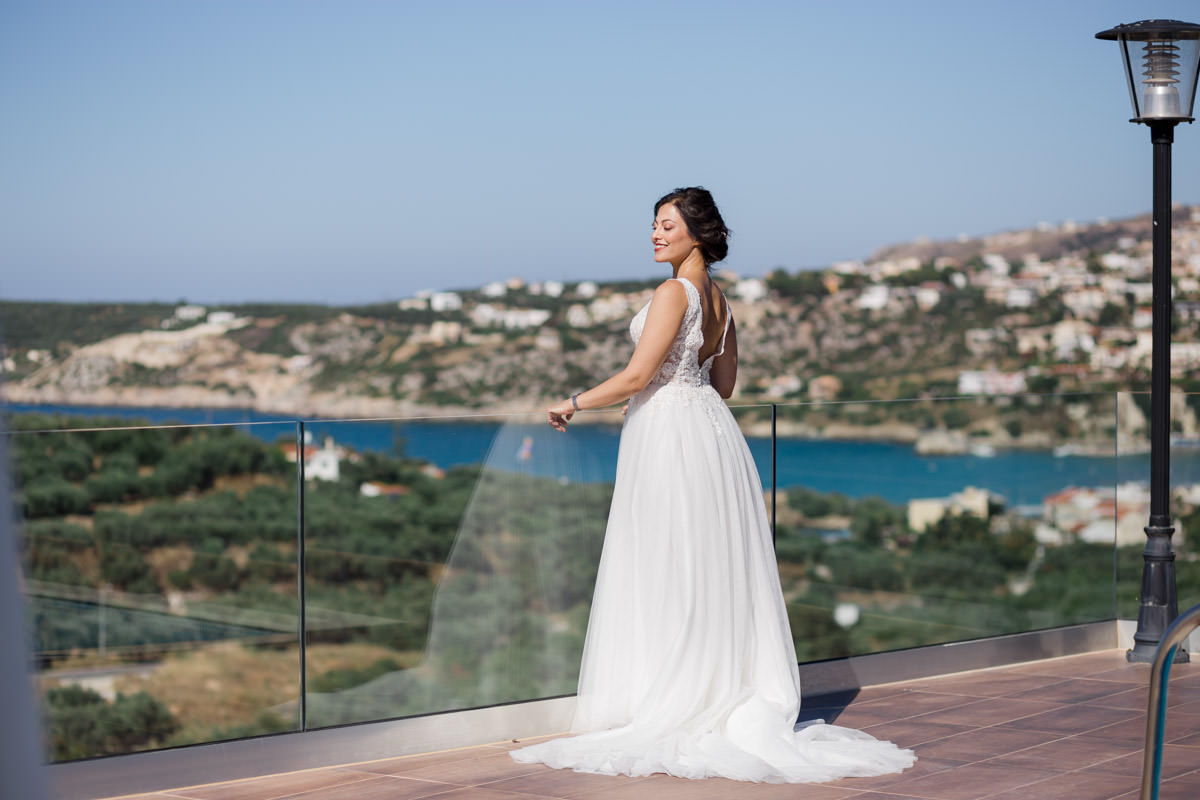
712, 294, 732, 359
672, 276, 700, 305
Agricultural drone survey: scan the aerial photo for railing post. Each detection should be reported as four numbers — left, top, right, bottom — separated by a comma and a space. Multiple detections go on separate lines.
771, 403, 777, 543
1114, 391, 1121, 620
296, 421, 307, 731
0, 413, 51, 798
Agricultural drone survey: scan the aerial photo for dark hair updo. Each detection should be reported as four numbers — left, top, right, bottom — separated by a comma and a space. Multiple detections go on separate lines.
654, 186, 730, 266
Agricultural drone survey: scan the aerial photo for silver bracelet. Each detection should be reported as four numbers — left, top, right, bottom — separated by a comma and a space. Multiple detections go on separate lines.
571, 393, 581, 411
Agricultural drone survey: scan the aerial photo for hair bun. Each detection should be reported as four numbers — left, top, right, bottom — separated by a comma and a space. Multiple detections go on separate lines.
654, 187, 730, 266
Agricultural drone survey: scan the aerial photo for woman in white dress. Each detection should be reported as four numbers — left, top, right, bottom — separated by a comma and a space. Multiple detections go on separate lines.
511, 188, 916, 783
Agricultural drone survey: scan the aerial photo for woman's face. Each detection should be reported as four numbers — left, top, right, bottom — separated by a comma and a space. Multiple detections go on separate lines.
652, 203, 700, 265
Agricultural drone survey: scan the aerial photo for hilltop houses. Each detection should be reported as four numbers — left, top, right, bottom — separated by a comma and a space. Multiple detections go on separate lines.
1037, 483, 1150, 547
470, 304, 552, 330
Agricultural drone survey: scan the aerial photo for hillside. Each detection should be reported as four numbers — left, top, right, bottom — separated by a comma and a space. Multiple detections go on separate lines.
4, 208, 1200, 442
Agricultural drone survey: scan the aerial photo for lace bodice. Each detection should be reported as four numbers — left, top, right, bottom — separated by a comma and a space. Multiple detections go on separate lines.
630, 277, 730, 389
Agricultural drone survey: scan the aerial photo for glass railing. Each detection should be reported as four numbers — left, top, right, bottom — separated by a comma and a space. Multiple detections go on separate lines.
5, 393, 1175, 762
744, 394, 1126, 662
10, 415, 302, 761
1114, 392, 1200, 621
298, 412, 616, 727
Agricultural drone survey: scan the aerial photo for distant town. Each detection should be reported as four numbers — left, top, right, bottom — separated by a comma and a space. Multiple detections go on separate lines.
4, 206, 1200, 445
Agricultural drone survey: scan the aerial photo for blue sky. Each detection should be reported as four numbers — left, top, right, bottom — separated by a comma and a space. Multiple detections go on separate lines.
2, 0, 1199, 305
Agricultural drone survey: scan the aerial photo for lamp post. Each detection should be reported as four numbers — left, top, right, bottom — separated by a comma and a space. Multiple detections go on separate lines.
1096, 20, 1200, 663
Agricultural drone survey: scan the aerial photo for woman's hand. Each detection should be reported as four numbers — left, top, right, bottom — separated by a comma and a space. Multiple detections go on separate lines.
547, 399, 575, 432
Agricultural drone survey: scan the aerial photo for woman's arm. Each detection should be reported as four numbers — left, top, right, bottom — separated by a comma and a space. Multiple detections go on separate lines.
548, 280, 687, 430
708, 316, 738, 399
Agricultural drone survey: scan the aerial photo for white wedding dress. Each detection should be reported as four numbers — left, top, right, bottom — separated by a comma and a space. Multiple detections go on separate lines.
511, 277, 916, 783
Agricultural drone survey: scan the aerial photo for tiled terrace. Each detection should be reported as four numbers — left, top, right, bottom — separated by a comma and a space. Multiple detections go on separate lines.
95, 649, 1200, 800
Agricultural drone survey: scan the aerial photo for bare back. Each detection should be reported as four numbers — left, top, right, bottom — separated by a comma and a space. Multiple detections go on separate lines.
690, 275, 730, 367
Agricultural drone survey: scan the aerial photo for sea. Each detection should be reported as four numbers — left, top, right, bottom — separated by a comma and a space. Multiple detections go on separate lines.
4, 402, 1189, 510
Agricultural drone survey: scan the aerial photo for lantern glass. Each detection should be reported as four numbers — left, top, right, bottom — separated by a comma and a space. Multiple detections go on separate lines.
1119, 35, 1200, 120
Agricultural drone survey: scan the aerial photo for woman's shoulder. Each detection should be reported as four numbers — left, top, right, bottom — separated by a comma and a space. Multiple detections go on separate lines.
653, 278, 691, 302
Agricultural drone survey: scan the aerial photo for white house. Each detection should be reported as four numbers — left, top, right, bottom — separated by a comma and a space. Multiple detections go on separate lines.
410, 320, 464, 345
1125, 282, 1155, 304
957, 370, 1027, 396
174, 305, 207, 321
912, 285, 943, 310
1090, 345, 1131, 371
588, 294, 640, 323
565, 304, 592, 328
1062, 288, 1106, 317
764, 374, 802, 397
733, 278, 767, 303
856, 285, 890, 311
471, 304, 551, 329
1172, 342, 1200, 369
429, 292, 463, 312
983, 254, 1010, 275
1005, 288, 1036, 308
907, 487, 992, 533
1052, 320, 1096, 359
283, 436, 344, 482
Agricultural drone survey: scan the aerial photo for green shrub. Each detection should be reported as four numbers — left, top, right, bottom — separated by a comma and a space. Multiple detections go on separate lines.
99, 545, 158, 594
44, 686, 178, 760
22, 479, 91, 519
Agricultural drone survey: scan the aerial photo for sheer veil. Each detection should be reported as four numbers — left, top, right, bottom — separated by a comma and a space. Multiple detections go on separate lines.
305, 414, 613, 724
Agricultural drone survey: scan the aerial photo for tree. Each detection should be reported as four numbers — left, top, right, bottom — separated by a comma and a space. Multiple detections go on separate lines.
44, 686, 179, 760
99, 544, 158, 594
941, 407, 971, 430
22, 479, 91, 519
1098, 302, 1127, 327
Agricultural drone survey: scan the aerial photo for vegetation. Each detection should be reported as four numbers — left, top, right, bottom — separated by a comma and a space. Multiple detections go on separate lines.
769, 483, 1174, 664
11, 413, 1184, 763
0, 301, 178, 352
44, 686, 178, 760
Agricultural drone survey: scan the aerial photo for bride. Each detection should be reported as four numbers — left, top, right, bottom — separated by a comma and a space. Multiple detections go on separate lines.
511, 187, 916, 783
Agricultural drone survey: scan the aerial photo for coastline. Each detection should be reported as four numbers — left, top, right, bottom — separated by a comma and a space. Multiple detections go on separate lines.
4, 398, 1161, 507
0, 385, 544, 425
1, 388, 1140, 456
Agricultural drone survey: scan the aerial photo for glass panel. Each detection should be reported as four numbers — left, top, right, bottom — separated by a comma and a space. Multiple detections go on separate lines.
1116, 391, 1150, 621
1171, 392, 1200, 613
10, 391, 1141, 754
1115, 391, 1200, 621
301, 410, 621, 727
8, 413, 300, 761
759, 393, 1120, 662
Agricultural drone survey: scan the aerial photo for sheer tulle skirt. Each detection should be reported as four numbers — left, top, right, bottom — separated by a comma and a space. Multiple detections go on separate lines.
511, 383, 916, 782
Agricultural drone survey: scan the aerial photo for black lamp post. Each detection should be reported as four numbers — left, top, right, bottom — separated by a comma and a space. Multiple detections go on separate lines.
1096, 20, 1200, 664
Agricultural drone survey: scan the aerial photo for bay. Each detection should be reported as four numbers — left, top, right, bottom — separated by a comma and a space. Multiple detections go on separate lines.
4, 402, 1182, 508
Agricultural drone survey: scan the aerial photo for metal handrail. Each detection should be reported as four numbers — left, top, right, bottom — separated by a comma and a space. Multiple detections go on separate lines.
1141, 601, 1200, 800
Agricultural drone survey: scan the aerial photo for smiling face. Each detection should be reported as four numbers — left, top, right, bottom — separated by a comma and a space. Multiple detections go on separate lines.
652, 202, 701, 266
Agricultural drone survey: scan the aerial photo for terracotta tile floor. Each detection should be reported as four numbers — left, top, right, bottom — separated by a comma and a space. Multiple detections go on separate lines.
100, 650, 1200, 800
